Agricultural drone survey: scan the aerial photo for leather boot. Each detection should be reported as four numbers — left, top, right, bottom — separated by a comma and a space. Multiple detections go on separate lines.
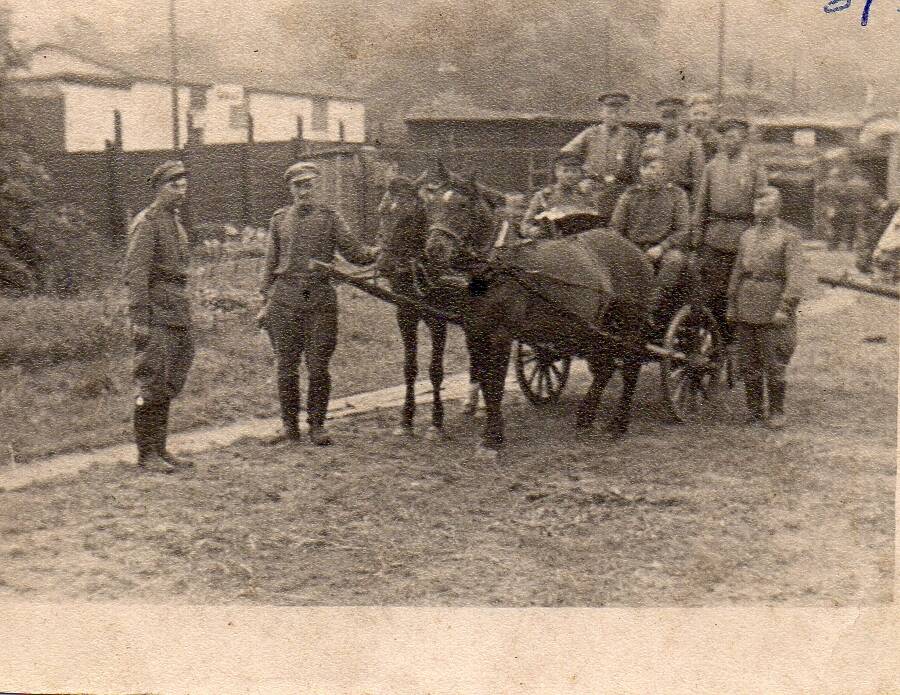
134, 401, 174, 473
307, 367, 332, 445
743, 375, 765, 424
265, 368, 302, 445
154, 399, 194, 468
765, 380, 787, 430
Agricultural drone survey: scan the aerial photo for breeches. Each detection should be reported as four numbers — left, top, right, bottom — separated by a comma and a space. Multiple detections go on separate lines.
699, 246, 738, 339
134, 325, 195, 404
734, 322, 796, 384
655, 248, 685, 290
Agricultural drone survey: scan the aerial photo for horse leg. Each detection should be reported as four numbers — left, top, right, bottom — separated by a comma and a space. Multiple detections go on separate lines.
425, 316, 447, 438
477, 336, 512, 458
575, 353, 618, 433
607, 354, 642, 438
395, 307, 419, 436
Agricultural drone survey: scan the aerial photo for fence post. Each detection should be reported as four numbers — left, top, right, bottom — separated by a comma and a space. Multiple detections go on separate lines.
293, 116, 306, 161
240, 114, 254, 228
105, 109, 125, 243
338, 119, 345, 144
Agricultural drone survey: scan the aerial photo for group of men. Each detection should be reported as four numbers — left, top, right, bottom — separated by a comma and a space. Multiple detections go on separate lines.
520, 90, 803, 430
124, 90, 807, 471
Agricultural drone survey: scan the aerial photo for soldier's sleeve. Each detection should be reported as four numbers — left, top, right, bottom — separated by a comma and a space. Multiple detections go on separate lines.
124, 215, 156, 326
260, 214, 280, 299
332, 209, 376, 266
608, 189, 631, 237
779, 232, 805, 311
559, 128, 589, 156
691, 164, 711, 248
520, 190, 547, 239
665, 187, 691, 250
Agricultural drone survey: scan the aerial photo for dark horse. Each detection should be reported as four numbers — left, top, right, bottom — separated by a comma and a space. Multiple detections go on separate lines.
422, 167, 656, 459
375, 171, 495, 437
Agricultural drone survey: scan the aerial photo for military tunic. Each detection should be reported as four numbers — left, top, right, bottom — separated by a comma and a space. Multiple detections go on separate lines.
727, 219, 804, 388
645, 128, 705, 201
261, 203, 376, 430
520, 182, 598, 239
560, 124, 642, 223
124, 202, 194, 405
687, 124, 720, 163
608, 182, 690, 251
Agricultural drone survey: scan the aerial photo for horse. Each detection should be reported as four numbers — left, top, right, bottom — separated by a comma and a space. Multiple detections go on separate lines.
421, 166, 656, 460
375, 170, 488, 437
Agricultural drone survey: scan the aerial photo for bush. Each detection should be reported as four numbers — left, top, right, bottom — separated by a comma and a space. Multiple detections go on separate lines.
0, 295, 129, 370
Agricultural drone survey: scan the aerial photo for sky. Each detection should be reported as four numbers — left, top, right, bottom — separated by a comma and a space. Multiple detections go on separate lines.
6, 0, 899, 112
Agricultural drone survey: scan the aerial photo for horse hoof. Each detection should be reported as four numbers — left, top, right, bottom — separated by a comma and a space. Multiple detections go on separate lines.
424, 426, 446, 441
474, 445, 500, 463
392, 425, 415, 437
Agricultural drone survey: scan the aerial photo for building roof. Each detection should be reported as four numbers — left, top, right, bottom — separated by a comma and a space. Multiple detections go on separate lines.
17, 44, 360, 102
404, 105, 658, 126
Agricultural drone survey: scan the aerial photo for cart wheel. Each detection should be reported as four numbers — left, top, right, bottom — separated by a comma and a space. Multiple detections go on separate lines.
660, 304, 727, 423
514, 342, 571, 407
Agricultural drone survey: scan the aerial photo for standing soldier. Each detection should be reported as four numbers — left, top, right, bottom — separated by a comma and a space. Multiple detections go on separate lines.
727, 187, 805, 430
125, 160, 194, 473
685, 92, 721, 163
646, 96, 705, 205
559, 91, 642, 225
520, 152, 598, 239
692, 117, 768, 345
259, 161, 379, 446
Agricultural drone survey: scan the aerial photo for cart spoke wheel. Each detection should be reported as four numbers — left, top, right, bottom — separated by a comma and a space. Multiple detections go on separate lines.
660, 304, 726, 423
514, 342, 571, 407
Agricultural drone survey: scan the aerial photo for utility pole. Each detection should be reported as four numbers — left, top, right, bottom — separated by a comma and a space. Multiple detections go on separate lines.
716, 0, 726, 106
169, 0, 180, 149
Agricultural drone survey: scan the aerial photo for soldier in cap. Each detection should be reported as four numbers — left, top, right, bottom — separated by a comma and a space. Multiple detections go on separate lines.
727, 186, 805, 429
520, 151, 598, 239
645, 96, 705, 205
259, 160, 379, 446
692, 117, 769, 345
609, 145, 691, 318
124, 160, 194, 473
685, 92, 720, 162
559, 91, 642, 225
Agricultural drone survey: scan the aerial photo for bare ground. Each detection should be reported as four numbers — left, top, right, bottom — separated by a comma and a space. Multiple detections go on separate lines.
0, 273, 894, 606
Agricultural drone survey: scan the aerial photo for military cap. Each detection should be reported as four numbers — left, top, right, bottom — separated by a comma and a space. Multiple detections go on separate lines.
149, 160, 187, 188
553, 151, 585, 167
656, 96, 686, 109
717, 117, 751, 132
283, 161, 321, 183
639, 145, 664, 164
598, 91, 630, 106
755, 185, 782, 202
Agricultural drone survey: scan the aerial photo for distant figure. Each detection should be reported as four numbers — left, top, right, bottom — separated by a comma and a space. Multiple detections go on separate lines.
559, 91, 642, 225
124, 160, 195, 474
258, 161, 379, 446
727, 186, 805, 430
645, 96, 705, 205
520, 151, 598, 239
685, 92, 720, 163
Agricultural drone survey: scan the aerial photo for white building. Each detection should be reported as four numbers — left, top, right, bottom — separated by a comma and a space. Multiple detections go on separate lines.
13, 44, 366, 152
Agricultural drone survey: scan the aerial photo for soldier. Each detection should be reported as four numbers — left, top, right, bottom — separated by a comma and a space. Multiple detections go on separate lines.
259, 161, 379, 446
646, 96, 705, 204
609, 145, 690, 318
685, 92, 720, 163
692, 117, 769, 344
520, 152, 598, 239
125, 160, 195, 474
559, 91, 642, 225
727, 186, 805, 430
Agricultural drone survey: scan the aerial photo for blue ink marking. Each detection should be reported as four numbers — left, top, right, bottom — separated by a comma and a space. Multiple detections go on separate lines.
823, 0, 852, 12
861, 0, 874, 24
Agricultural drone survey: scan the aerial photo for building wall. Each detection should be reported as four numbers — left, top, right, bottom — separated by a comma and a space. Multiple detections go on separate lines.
246, 91, 311, 142
123, 82, 191, 151
327, 100, 366, 143
59, 83, 129, 151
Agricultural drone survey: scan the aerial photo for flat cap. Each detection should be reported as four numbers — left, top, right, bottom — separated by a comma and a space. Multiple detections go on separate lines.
598, 91, 630, 106
718, 117, 751, 132
755, 185, 782, 201
149, 160, 187, 188
284, 161, 321, 183
656, 96, 686, 109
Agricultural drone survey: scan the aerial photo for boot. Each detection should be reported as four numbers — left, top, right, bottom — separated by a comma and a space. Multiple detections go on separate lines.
307, 367, 332, 445
264, 419, 302, 445
765, 380, 787, 430
265, 370, 302, 445
743, 375, 765, 424
134, 401, 174, 473
308, 425, 334, 446
155, 400, 194, 468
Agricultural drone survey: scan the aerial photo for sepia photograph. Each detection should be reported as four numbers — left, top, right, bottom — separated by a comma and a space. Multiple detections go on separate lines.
0, 0, 897, 692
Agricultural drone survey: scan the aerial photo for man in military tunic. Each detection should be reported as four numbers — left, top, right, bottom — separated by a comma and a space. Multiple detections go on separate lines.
559, 91, 642, 225
692, 117, 768, 344
609, 145, 690, 319
645, 96, 705, 205
125, 160, 194, 473
259, 161, 379, 446
520, 152, 598, 239
727, 187, 805, 430
685, 92, 720, 163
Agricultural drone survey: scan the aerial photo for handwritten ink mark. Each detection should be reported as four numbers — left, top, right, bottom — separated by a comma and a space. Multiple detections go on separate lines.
823, 0, 852, 13
861, 0, 873, 24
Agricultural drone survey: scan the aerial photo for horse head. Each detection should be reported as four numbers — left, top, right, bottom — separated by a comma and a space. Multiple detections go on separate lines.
377, 170, 428, 271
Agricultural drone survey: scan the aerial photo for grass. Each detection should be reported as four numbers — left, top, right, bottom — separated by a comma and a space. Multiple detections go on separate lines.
0, 248, 894, 606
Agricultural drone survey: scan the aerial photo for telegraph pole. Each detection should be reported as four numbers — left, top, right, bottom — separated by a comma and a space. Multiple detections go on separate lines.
169, 0, 180, 149
716, 0, 726, 106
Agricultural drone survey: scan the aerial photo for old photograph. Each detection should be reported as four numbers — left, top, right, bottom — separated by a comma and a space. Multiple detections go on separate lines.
0, 0, 898, 690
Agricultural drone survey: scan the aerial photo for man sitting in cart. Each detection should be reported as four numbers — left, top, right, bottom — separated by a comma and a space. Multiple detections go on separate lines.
609, 145, 690, 319
520, 151, 599, 240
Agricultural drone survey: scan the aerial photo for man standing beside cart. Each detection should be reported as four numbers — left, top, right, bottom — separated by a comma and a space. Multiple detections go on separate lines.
258, 160, 379, 446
